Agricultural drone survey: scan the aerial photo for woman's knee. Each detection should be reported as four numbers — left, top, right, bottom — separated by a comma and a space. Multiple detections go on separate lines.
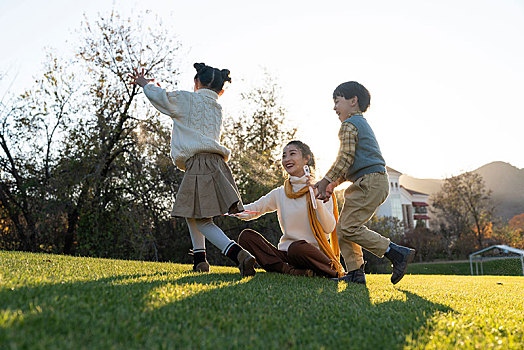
238, 229, 258, 246
287, 240, 309, 258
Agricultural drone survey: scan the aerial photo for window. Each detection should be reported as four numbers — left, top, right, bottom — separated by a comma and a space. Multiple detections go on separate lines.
414, 206, 427, 214
390, 194, 402, 220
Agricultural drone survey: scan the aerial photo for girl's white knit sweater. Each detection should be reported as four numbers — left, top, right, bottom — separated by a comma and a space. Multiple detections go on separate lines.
143, 84, 231, 170
239, 175, 336, 251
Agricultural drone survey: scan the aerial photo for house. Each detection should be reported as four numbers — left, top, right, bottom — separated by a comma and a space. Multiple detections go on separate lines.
375, 166, 431, 229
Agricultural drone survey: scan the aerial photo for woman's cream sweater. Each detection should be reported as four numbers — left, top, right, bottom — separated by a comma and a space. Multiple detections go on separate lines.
239, 175, 336, 251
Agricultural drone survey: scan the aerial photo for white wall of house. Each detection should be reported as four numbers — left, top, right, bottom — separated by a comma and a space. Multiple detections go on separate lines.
377, 169, 403, 220
376, 168, 430, 230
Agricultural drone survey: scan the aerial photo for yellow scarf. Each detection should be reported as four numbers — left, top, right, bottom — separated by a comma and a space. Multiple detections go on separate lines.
284, 179, 345, 277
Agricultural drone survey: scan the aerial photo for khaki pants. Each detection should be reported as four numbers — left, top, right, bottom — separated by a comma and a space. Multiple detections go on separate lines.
338, 172, 391, 271
238, 229, 338, 278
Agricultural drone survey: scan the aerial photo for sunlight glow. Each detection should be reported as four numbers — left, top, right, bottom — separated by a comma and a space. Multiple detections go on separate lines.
145, 278, 251, 310
336, 281, 347, 293
1, 0, 522, 179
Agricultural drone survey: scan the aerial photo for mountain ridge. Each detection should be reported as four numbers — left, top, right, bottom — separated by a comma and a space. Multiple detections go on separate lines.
399, 161, 524, 221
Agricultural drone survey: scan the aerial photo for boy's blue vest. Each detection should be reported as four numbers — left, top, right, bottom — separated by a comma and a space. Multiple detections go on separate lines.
344, 114, 386, 182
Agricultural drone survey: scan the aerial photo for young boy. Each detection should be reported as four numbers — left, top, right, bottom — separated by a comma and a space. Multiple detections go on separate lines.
314, 81, 415, 285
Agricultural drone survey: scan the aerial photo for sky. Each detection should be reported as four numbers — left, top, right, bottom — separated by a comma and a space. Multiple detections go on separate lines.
1, 0, 523, 179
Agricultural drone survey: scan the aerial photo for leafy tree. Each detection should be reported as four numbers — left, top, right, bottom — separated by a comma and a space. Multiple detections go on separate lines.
509, 213, 524, 232
0, 63, 73, 250
367, 215, 405, 241
401, 227, 446, 262
432, 172, 494, 254
0, 10, 184, 259
490, 214, 524, 249
59, 10, 183, 257
1, 12, 299, 264
362, 216, 405, 271
222, 71, 296, 203
218, 71, 297, 252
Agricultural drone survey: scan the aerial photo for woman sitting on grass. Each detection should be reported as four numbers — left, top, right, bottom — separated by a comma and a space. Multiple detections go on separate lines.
234, 140, 346, 278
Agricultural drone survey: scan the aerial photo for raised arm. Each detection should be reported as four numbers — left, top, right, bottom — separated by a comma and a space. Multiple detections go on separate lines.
234, 188, 279, 221
129, 68, 187, 117
314, 122, 357, 201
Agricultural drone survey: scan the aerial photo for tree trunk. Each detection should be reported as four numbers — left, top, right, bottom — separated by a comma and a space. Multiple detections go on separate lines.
63, 208, 78, 254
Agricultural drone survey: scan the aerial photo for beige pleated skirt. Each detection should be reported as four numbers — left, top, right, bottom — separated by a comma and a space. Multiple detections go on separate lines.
171, 153, 244, 218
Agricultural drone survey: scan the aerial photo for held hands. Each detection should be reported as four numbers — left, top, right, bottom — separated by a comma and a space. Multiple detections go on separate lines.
326, 181, 337, 197
128, 68, 155, 88
314, 177, 344, 202
325, 176, 344, 197
313, 178, 330, 202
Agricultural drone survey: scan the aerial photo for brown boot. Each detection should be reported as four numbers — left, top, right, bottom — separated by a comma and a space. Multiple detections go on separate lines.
237, 249, 256, 277
193, 261, 210, 273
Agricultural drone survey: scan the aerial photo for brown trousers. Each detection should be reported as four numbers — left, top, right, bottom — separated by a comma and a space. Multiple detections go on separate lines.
238, 229, 338, 278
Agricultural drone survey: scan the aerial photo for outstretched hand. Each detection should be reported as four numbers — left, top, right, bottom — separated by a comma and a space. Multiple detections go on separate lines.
128, 68, 155, 88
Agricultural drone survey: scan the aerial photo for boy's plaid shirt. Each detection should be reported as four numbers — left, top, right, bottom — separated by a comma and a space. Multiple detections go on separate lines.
325, 121, 358, 182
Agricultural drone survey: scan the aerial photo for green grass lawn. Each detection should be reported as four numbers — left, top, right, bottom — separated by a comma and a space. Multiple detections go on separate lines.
1, 251, 523, 349
407, 258, 523, 276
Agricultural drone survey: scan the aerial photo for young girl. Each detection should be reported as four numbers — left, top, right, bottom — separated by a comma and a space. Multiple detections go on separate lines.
234, 141, 346, 279
130, 63, 256, 277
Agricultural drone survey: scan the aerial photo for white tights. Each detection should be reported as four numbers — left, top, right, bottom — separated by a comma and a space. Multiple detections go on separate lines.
186, 218, 235, 254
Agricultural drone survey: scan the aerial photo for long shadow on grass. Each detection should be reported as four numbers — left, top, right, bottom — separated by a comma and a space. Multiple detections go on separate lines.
0, 270, 454, 349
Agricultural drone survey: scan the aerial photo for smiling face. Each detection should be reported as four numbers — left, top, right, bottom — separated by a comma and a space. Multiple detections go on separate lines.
282, 144, 310, 177
333, 95, 360, 122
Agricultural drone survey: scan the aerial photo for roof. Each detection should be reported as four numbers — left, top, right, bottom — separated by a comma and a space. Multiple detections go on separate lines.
386, 166, 402, 175
400, 185, 429, 196
469, 245, 524, 257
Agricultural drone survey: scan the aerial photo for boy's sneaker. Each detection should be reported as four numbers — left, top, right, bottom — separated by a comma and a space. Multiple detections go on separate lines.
384, 242, 416, 284
237, 249, 256, 277
331, 263, 366, 285
193, 261, 210, 273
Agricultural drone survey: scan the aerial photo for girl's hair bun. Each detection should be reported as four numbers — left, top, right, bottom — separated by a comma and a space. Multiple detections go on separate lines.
221, 69, 232, 83
194, 63, 206, 72
193, 62, 231, 93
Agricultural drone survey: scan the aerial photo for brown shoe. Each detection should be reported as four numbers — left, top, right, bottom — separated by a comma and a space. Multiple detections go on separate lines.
237, 249, 256, 277
193, 261, 210, 273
